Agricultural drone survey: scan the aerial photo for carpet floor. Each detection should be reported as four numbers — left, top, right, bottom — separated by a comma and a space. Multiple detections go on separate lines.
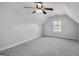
0, 36, 79, 56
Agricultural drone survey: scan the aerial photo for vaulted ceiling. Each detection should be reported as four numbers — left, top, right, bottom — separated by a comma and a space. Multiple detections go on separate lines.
0, 2, 79, 24
65, 2, 79, 23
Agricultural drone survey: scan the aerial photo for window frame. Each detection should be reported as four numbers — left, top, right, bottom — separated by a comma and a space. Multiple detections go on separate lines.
53, 20, 62, 32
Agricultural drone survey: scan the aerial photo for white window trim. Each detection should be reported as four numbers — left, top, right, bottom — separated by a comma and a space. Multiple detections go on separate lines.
53, 20, 62, 32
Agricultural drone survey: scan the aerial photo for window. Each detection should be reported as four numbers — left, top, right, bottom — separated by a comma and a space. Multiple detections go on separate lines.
53, 20, 62, 32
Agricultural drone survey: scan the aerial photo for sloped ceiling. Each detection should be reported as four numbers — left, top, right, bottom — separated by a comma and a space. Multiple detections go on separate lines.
0, 2, 79, 24
65, 2, 79, 23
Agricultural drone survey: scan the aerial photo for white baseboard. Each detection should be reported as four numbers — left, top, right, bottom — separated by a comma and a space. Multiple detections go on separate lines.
0, 34, 41, 52
43, 34, 78, 40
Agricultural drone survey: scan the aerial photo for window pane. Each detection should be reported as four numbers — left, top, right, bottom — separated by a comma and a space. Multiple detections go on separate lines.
53, 20, 62, 32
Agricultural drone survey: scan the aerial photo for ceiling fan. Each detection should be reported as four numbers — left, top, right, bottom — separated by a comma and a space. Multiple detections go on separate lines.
24, 2, 54, 14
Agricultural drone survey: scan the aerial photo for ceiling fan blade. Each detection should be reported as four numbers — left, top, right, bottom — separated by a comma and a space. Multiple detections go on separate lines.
32, 11, 36, 14
43, 10, 47, 14
24, 7, 35, 9
44, 8, 53, 11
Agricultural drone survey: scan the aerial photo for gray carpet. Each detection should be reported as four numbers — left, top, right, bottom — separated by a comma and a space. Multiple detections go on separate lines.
0, 36, 79, 56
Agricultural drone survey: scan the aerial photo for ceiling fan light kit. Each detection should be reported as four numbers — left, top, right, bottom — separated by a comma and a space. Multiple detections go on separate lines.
36, 9, 43, 13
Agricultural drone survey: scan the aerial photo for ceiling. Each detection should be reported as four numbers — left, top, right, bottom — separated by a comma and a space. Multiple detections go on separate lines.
65, 2, 79, 23
0, 2, 79, 24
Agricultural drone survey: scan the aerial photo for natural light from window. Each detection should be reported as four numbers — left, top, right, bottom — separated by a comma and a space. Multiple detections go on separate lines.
53, 20, 62, 32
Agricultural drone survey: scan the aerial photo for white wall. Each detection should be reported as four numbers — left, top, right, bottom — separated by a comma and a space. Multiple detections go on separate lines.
42, 15, 78, 40
78, 24, 79, 40
0, 2, 42, 51
0, 24, 41, 51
